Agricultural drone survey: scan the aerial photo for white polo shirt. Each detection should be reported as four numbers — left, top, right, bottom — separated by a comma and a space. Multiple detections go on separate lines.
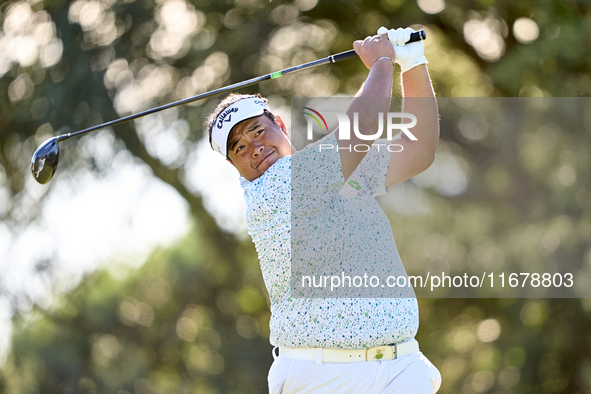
240, 132, 419, 349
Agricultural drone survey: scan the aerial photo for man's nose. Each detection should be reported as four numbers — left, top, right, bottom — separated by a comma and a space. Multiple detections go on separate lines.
252, 143, 264, 157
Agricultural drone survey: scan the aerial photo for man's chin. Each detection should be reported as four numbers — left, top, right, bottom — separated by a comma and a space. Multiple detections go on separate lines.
258, 153, 278, 172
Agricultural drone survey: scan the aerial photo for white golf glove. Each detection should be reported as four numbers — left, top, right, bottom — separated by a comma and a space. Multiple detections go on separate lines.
377, 26, 428, 73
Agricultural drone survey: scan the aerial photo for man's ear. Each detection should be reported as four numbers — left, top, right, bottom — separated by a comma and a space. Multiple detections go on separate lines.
275, 116, 288, 136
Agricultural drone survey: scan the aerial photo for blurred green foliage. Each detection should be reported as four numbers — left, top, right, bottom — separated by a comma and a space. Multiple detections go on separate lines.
1, 232, 274, 393
1, 0, 591, 392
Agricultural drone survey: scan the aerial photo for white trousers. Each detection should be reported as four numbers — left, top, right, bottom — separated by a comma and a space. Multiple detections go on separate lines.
268, 349, 441, 394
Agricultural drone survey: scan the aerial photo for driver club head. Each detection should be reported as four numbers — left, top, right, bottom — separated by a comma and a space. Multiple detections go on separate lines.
31, 137, 60, 184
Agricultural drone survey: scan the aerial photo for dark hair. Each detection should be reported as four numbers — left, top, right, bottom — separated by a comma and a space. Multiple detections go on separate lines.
206, 93, 277, 154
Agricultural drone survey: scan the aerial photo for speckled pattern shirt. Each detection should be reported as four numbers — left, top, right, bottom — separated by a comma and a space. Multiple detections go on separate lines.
240, 132, 419, 349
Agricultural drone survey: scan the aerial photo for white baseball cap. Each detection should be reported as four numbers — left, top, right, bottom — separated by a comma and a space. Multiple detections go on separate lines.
210, 97, 269, 157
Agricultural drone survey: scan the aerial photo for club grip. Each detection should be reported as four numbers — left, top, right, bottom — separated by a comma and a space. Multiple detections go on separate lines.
330, 30, 426, 63
409, 30, 426, 42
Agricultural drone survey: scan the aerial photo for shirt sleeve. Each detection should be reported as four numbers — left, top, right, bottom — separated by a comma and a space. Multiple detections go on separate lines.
347, 139, 392, 197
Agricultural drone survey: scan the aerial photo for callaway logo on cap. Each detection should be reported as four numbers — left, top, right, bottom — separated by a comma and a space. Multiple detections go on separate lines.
211, 97, 269, 157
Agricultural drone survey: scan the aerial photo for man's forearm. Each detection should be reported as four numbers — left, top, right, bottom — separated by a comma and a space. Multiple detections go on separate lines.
383, 65, 439, 188
339, 59, 394, 179
347, 59, 394, 132
401, 65, 439, 162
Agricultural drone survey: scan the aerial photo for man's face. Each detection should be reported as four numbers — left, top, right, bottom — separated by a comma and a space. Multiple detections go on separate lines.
226, 114, 293, 181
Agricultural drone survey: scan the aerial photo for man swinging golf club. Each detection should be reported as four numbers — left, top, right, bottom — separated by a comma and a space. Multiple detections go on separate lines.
207, 27, 441, 393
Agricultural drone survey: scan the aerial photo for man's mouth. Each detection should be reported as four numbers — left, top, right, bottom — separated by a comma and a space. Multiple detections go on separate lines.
257, 151, 274, 168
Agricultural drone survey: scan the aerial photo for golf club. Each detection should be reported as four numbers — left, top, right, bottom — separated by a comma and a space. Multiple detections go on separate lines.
31, 30, 426, 184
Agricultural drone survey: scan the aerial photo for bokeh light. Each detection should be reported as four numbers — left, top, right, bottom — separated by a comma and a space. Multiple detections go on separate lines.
463, 15, 506, 61
0, 2, 62, 77
417, 0, 445, 15
513, 17, 539, 44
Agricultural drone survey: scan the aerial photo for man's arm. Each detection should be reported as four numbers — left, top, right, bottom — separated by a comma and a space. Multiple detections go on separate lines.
338, 35, 396, 181
385, 65, 439, 188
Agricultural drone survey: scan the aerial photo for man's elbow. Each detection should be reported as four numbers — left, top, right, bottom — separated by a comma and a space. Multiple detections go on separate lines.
415, 147, 437, 175
404, 150, 436, 182
424, 151, 436, 171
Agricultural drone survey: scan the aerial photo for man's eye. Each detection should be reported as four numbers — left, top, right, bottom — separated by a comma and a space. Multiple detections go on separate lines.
255, 129, 264, 135
236, 145, 244, 153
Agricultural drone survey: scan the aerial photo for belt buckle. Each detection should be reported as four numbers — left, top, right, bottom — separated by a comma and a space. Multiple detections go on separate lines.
366, 345, 394, 361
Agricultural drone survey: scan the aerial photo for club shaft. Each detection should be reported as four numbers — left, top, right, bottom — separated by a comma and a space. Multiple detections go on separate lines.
57, 74, 270, 142
57, 30, 425, 142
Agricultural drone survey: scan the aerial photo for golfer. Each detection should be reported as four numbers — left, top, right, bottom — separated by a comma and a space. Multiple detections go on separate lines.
207, 27, 441, 393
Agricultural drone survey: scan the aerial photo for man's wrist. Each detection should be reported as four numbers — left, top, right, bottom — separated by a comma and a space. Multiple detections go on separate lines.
399, 56, 428, 73
373, 57, 394, 67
